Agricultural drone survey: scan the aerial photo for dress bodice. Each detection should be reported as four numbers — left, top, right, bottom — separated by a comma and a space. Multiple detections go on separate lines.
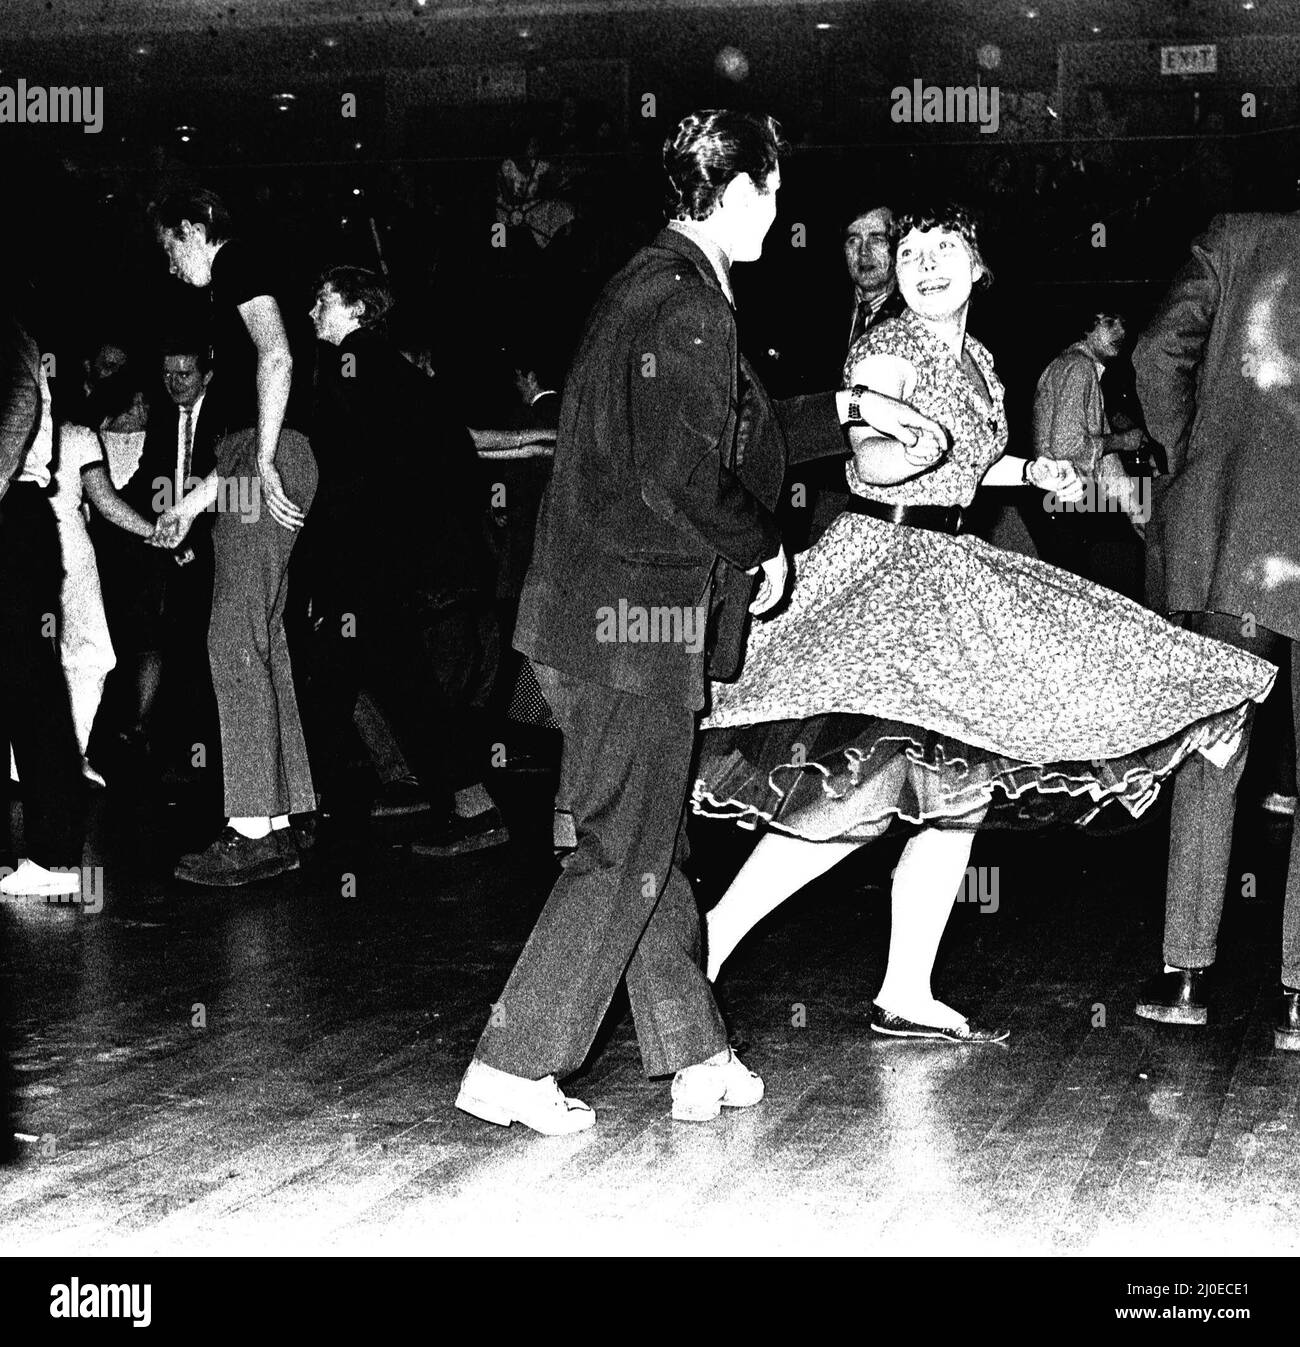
841, 309, 1008, 507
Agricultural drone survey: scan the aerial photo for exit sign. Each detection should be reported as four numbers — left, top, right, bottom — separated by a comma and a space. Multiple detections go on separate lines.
1160, 44, 1218, 75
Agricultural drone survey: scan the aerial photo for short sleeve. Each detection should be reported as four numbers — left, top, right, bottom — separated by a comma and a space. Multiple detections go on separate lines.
211, 239, 277, 310
844, 352, 918, 403
63, 424, 104, 473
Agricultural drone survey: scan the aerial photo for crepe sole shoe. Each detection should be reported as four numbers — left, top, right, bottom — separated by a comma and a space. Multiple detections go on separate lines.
455, 1060, 595, 1135
670, 1048, 764, 1122
870, 1004, 1010, 1044
0, 860, 83, 897
174, 827, 300, 887
1276, 990, 1300, 1052
1135, 968, 1209, 1026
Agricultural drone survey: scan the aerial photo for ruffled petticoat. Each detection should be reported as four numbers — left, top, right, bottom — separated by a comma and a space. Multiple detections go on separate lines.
693, 511, 1276, 842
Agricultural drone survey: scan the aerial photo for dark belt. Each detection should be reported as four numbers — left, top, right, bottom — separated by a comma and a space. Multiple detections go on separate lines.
845, 496, 964, 535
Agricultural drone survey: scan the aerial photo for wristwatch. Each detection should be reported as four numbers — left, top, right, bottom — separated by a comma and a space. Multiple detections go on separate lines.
1022, 457, 1035, 485
847, 385, 871, 423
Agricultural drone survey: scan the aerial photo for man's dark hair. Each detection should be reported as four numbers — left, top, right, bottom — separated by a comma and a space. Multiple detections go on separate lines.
160, 336, 213, 376
1079, 307, 1125, 340
79, 362, 145, 427
316, 265, 394, 328
843, 203, 896, 243
894, 201, 993, 291
150, 188, 235, 243
662, 109, 784, 222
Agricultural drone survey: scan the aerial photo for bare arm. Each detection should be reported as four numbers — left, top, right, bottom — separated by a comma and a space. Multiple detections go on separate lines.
81, 464, 156, 537
843, 353, 947, 485
238, 293, 305, 530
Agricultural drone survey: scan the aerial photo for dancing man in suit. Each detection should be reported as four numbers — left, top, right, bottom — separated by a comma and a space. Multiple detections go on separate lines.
1133, 212, 1300, 1049
456, 110, 946, 1133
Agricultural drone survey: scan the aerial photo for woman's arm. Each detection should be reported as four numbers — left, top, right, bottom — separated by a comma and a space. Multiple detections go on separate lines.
81, 465, 156, 538
238, 293, 305, 530
844, 353, 948, 486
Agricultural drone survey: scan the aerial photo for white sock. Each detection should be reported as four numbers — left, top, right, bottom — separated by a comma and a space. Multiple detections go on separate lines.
270, 815, 290, 831
876, 829, 975, 1027
705, 834, 861, 980
454, 784, 494, 818
229, 816, 271, 839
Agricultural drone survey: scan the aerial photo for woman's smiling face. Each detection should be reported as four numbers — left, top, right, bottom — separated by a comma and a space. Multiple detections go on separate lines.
895, 225, 982, 322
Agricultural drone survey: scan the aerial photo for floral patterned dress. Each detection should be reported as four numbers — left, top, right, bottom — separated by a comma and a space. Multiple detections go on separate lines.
692, 311, 1276, 841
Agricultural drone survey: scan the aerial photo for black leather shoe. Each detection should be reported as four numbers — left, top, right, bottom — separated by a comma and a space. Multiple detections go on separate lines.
1135, 968, 1209, 1025
869, 1003, 1009, 1044
1276, 987, 1300, 1051
175, 827, 300, 887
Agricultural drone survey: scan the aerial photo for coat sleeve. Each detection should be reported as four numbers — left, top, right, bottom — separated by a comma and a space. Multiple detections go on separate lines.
628, 287, 781, 570
0, 322, 39, 501
1133, 216, 1226, 478
774, 391, 847, 466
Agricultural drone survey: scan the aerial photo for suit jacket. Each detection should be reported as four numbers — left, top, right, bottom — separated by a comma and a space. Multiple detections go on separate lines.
515, 227, 845, 709
0, 317, 42, 504
124, 398, 225, 519
1134, 213, 1300, 638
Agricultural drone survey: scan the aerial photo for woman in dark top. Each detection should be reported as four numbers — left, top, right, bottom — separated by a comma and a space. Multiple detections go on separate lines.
151, 188, 318, 886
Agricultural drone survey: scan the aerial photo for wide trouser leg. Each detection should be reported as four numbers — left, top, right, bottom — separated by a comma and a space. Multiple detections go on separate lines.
474, 665, 726, 1080
1163, 611, 1282, 970
1280, 643, 1300, 988
0, 486, 84, 869
57, 517, 116, 755
207, 430, 318, 819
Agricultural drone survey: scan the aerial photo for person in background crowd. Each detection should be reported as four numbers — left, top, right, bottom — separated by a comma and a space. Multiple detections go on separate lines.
798, 203, 906, 549
308, 264, 507, 854
1133, 211, 1300, 1049
100, 342, 221, 787
0, 310, 86, 897
150, 188, 317, 887
1031, 306, 1148, 594
49, 366, 159, 786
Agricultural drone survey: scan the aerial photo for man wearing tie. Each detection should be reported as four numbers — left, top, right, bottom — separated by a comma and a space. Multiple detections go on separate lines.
105, 342, 220, 781
799, 203, 906, 547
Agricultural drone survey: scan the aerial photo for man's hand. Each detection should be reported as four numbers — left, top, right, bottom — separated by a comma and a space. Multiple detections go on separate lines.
151, 508, 192, 550
1027, 456, 1086, 502
747, 545, 788, 616
853, 389, 949, 456
259, 460, 306, 531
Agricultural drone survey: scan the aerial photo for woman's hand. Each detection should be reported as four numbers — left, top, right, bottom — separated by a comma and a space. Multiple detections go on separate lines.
748, 545, 789, 616
259, 460, 307, 531
1026, 456, 1086, 502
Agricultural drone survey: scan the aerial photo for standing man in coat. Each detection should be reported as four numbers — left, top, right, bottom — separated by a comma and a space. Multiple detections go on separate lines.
1133, 212, 1300, 1049
455, 110, 946, 1134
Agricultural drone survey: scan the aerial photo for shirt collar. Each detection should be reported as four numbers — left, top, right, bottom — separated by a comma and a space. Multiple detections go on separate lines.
667, 219, 734, 306
1070, 340, 1105, 378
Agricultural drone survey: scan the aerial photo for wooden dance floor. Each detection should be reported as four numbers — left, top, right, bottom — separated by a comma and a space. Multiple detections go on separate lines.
3, 782, 1298, 1256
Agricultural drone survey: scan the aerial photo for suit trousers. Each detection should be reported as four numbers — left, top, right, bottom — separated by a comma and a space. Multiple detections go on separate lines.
1164, 610, 1300, 986
474, 662, 728, 1080
0, 484, 84, 868
208, 429, 318, 819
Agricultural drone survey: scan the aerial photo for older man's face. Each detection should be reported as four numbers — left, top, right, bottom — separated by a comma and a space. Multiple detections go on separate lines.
844, 207, 894, 298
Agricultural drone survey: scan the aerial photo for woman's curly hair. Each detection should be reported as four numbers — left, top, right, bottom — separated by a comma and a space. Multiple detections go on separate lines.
894, 202, 993, 290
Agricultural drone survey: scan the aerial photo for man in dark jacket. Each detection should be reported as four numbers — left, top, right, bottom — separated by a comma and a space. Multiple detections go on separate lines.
0, 312, 85, 896
308, 266, 504, 852
1133, 212, 1300, 1049
456, 111, 946, 1134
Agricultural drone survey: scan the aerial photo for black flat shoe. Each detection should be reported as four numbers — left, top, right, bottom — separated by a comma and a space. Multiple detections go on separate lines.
1135, 968, 1209, 1025
1276, 987, 1300, 1051
869, 1003, 1009, 1044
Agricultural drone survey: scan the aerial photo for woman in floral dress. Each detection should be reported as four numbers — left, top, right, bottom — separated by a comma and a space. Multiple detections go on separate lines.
693, 203, 1276, 1042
